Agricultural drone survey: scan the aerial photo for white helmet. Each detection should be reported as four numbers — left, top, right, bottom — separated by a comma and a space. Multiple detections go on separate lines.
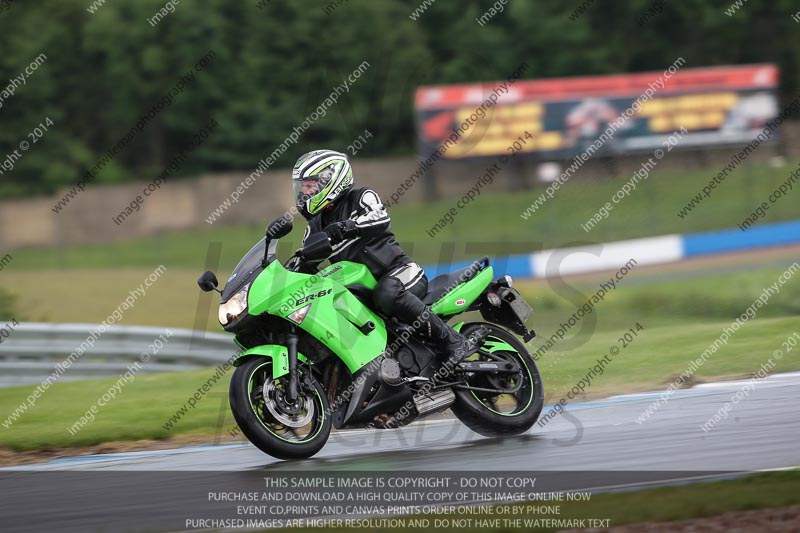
292, 149, 353, 217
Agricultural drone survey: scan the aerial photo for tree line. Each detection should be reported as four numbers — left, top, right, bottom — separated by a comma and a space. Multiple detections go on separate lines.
0, 0, 797, 198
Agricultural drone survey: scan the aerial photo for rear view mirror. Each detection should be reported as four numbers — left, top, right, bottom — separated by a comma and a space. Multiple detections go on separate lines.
198, 271, 219, 292
266, 217, 293, 240
301, 232, 332, 261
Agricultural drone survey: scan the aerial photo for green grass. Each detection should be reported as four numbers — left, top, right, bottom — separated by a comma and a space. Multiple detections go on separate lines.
0, 268, 219, 329
0, 367, 233, 451
3, 162, 798, 271
0, 287, 15, 318
276, 470, 800, 532
537, 316, 798, 400
520, 262, 800, 335
3, 260, 797, 333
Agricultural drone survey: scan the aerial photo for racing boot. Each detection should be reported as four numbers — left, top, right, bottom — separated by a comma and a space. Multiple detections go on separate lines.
417, 308, 490, 366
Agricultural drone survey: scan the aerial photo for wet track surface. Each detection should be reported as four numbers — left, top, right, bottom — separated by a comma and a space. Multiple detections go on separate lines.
2, 372, 799, 531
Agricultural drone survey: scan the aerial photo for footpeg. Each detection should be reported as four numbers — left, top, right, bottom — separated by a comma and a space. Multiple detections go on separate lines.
456, 360, 518, 373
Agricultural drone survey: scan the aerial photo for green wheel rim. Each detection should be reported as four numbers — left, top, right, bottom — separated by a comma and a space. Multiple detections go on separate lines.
246, 361, 326, 444
467, 333, 535, 417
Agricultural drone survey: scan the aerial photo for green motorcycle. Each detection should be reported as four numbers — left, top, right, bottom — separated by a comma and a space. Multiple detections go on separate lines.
198, 217, 543, 460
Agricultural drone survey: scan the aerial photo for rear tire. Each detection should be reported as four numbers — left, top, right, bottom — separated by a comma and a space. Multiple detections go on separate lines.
229, 357, 331, 460
451, 323, 544, 437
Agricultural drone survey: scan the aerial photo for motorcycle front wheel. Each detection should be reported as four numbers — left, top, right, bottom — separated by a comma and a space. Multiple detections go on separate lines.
229, 358, 331, 460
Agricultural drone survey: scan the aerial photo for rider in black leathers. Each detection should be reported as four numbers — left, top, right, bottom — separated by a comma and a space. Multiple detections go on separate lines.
289, 149, 486, 362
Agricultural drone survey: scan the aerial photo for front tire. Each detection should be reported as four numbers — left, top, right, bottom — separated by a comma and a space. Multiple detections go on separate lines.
229, 357, 331, 460
451, 323, 544, 437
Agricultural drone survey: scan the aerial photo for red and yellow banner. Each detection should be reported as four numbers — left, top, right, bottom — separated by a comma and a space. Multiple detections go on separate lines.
414, 64, 779, 160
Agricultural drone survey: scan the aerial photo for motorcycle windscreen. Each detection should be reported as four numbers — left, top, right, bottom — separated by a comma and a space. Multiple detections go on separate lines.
222, 238, 276, 301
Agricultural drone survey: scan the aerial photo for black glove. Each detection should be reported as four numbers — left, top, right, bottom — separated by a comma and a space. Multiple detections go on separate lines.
323, 219, 358, 244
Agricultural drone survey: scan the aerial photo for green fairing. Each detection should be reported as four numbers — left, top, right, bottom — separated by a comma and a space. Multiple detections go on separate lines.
237, 259, 495, 376
248, 260, 385, 374
431, 266, 494, 316
317, 261, 377, 289
232, 344, 309, 378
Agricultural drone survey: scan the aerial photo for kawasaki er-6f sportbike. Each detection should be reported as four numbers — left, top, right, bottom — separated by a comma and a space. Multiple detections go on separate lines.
198, 217, 543, 460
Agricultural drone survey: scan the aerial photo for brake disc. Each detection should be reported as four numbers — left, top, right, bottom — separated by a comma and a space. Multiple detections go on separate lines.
262, 377, 314, 428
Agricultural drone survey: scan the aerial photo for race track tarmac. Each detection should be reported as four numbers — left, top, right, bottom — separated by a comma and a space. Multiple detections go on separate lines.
2, 372, 799, 532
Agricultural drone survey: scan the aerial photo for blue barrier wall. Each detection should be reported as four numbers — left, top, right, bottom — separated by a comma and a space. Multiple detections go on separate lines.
423, 219, 800, 280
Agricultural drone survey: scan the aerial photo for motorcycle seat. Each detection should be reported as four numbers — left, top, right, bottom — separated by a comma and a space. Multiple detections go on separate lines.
422, 257, 488, 305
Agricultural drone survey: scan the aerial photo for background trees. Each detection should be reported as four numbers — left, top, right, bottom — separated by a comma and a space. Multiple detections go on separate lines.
0, 0, 797, 197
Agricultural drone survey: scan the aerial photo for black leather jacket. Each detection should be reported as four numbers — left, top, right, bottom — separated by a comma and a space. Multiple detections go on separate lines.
300, 187, 410, 278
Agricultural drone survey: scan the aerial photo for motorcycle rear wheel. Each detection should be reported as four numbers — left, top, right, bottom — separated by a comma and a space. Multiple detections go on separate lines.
451, 323, 544, 437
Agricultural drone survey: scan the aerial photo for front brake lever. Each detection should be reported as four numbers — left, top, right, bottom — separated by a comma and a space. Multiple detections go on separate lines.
283, 250, 302, 270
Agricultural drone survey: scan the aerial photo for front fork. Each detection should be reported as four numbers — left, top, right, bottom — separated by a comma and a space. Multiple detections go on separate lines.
286, 326, 299, 401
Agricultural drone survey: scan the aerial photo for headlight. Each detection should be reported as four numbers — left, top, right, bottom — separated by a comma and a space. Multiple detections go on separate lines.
219, 284, 249, 325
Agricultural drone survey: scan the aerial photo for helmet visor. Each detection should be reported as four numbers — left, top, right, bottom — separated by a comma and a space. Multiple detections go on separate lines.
293, 178, 321, 203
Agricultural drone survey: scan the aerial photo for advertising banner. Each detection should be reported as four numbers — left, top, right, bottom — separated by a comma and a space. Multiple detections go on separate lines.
414, 64, 780, 160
